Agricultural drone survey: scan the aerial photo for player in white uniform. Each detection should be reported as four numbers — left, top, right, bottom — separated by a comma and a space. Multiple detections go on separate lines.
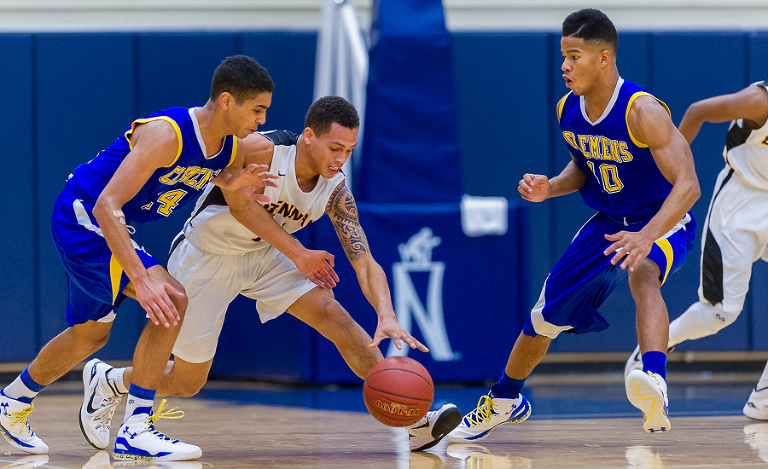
625, 81, 768, 419
79, 96, 462, 452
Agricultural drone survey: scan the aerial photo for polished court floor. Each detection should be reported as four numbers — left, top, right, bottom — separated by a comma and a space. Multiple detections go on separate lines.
1, 370, 767, 468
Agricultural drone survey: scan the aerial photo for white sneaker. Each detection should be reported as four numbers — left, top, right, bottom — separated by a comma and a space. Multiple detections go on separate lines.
446, 392, 531, 443
744, 386, 768, 420
113, 400, 201, 462
0, 391, 48, 454
625, 370, 670, 433
80, 358, 125, 449
624, 345, 674, 379
406, 403, 462, 451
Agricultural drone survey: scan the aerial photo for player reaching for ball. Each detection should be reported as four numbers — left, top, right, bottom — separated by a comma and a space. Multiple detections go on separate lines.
79, 96, 462, 453
449, 8, 699, 442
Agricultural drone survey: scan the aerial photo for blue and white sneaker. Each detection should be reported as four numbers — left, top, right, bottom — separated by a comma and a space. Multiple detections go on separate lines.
113, 400, 201, 462
626, 370, 670, 433
446, 391, 531, 443
0, 391, 48, 454
624, 345, 675, 379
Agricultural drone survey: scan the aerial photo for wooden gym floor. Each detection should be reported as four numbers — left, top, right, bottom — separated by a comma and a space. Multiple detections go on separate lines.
1, 369, 767, 469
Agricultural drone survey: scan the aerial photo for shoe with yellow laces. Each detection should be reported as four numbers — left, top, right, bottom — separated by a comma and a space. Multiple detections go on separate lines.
0, 390, 48, 454
446, 388, 531, 443
113, 399, 201, 461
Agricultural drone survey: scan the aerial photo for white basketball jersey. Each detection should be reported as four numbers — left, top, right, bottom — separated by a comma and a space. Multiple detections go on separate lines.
183, 130, 345, 255
723, 81, 768, 191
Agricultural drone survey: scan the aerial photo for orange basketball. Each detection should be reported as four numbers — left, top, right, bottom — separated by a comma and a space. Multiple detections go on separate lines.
363, 356, 434, 427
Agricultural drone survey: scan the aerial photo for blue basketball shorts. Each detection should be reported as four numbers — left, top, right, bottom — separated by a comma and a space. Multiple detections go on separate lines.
51, 185, 159, 327
522, 210, 696, 338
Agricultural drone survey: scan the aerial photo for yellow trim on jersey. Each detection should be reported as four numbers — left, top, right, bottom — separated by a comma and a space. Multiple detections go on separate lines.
655, 238, 674, 286
125, 116, 183, 167
556, 91, 572, 121
625, 92, 672, 148
227, 136, 238, 168
109, 255, 124, 304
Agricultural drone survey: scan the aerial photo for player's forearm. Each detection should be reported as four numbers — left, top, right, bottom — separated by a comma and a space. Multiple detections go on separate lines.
678, 104, 707, 144
229, 203, 307, 261
355, 260, 397, 321
548, 161, 586, 198
640, 176, 700, 240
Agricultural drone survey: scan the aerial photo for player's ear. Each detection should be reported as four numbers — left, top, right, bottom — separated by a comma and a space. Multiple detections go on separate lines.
219, 92, 234, 110
303, 126, 315, 143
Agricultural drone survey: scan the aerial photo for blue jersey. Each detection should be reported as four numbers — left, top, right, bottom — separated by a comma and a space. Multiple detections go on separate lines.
557, 79, 672, 219
69, 107, 237, 224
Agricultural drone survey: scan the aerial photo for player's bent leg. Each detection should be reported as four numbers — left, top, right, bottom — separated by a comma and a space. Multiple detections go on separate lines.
160, 358, 214, 398
287, 288, 381, 379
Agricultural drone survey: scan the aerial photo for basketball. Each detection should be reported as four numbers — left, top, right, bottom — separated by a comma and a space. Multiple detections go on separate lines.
363, 356, 434, 427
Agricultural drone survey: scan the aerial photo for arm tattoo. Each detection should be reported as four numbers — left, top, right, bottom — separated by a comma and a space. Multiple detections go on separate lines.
327, 183, 369, 261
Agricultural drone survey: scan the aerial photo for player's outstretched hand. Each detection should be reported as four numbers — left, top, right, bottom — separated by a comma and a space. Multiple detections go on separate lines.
212, 163, 278, 202
604, 230, 654, 272
134, 277, 185, 328
294, 249, 339, 288
519, 173, 551, 202
370, 316, 429, 353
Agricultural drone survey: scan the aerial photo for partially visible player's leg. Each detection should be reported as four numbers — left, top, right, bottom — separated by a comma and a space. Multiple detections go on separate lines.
113, 265, 201, 462
288, 287, 381, 379
450, 213, 625, 444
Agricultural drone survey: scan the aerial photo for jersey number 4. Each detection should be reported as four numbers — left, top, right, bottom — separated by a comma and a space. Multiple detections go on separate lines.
586, 161, 624, 193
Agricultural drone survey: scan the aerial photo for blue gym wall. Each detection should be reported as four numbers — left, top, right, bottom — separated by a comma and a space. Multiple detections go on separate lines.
3, 30, 768, 381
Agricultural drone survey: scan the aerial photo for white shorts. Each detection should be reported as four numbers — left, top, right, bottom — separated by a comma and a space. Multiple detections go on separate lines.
168, 238, 317, 363
699, 166, 768, 313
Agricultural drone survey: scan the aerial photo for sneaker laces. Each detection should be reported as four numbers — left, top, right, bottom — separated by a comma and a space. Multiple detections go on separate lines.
464, 395, 495, 427
92, 395, 122, 428
7, 403, 35, 434
146, 399, 185, 442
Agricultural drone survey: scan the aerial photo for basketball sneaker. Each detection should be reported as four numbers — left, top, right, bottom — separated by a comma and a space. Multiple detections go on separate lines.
0, 391, 48, 454
80, 358, 125, 449
624, 345, 675, 379
744, 386, 768, 420
625, 370, 670, 433
113, 400, 201, 461
406, 403, 462, 451
446, 390, 531, 443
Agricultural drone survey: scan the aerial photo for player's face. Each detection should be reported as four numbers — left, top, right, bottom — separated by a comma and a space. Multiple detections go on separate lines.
307, 122, 358, 178
226, 91, 272, 138
560, 36, 604, 96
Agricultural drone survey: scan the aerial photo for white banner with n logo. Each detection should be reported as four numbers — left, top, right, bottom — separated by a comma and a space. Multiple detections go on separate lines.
387, 227, 460, 361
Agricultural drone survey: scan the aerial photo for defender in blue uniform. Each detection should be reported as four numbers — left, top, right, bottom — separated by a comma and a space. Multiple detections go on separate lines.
0, 56, 285, 461
449, 9, 700, 442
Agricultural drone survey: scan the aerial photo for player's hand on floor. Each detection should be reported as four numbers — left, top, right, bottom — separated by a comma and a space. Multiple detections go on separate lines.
604, 230, 654, 272
370, 316, 429, 353
295, 249, 338, 288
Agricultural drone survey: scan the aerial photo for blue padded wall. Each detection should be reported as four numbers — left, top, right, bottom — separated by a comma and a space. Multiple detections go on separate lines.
0, 35, 36, 359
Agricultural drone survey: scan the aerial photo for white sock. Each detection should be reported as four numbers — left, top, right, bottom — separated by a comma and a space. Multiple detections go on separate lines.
756, 361, 768, 391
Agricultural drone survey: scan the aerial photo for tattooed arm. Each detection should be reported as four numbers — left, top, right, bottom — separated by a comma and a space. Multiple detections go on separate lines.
326, 181, 428, 352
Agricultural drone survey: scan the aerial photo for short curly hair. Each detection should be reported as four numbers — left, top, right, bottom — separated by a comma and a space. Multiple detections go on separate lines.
304, 96, 360, 136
